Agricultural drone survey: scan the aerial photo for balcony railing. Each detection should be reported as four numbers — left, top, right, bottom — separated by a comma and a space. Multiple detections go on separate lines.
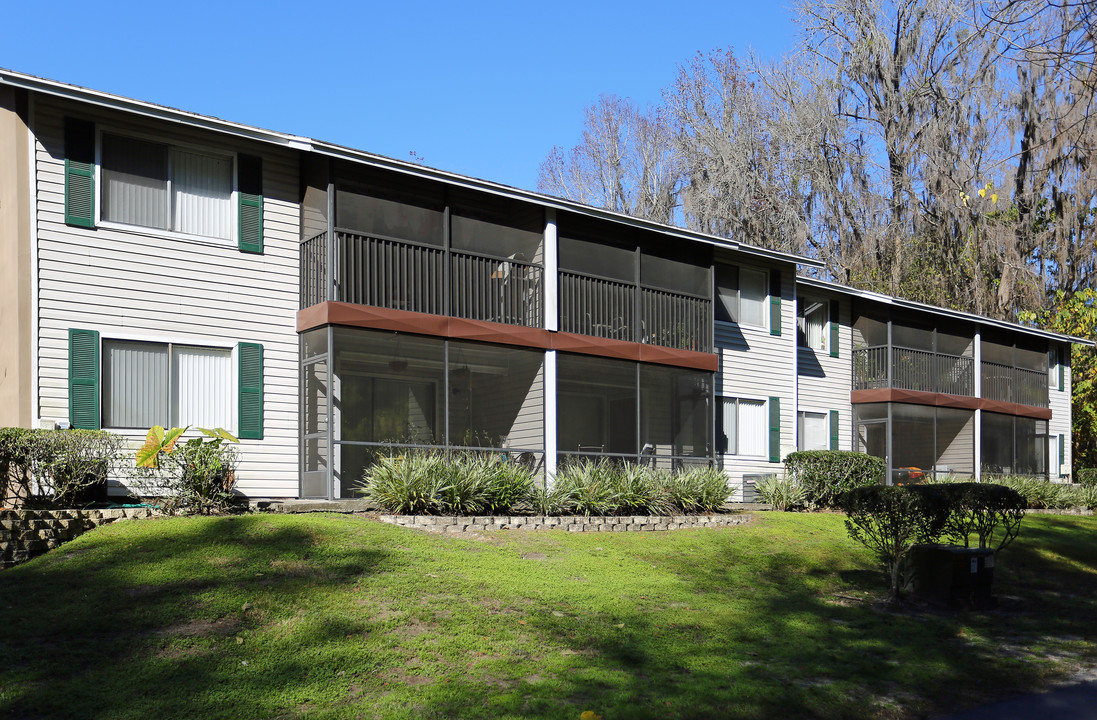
854, 345, 974, 396
300, 231, 327, 309
982, 361, 1049, 408
559, 271, 635, 341
853, 346, 1048, 408
558, 271, 712, 352
337, 231, 445, 314
450, 250, 543, 327
641, 287, 712, 352
300, 230, 543, 328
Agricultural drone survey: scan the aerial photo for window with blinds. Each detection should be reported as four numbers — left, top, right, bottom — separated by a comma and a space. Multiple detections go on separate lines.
717, 397, 767, 456
798, 411, 828, 451
102, 340, 233, 429
101, 133, 233, 240
798, 299, 828, 352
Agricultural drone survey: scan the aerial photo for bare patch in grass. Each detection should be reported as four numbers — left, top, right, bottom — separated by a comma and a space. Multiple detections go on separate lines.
154, 617, 239, 638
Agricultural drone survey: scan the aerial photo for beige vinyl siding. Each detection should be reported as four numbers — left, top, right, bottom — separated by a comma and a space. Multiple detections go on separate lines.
714, 258, 795, 500
796, 292, 852, 451
1049, 342, 1072, 480
506, 362, 544, 451
32, 96, 300, 498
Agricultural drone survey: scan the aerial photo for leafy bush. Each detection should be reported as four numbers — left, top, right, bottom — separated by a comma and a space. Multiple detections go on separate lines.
840, 485, 950, 600
1077, 468, 1097, 488
132, 426, 240, 515
0, 428, 124, 508
784, 451, 885, 508
35, 430, 124, 507
937, 482, 1026, 551
754, 474, 808, 511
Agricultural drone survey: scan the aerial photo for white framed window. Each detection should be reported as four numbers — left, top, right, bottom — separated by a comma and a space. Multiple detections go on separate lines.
714, 264, 768, 329
797, 410, 829, 451
102, 339, 234, 430
718, 396, 767, 457
98, 131, 235, 242
798, 299, 828, 352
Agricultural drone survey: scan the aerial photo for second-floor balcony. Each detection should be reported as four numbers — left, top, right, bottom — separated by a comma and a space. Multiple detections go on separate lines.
303, 231, 713, 353
853, 345, 1048, 408
558, 270, 712, 352
301, 230, 544, 327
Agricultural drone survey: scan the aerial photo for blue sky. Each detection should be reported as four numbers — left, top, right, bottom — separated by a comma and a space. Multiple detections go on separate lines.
2, 0, 798, 192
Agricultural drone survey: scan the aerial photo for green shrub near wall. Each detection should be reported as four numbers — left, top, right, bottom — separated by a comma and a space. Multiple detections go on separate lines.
0, 428, 124, 508
784, 450, 885, 508
1077, 469, 1097, 488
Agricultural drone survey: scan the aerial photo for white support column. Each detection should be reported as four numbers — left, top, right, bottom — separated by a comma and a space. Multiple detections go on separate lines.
544, 209, 558, 332
544, 349, 557, 481
974, 329, 982, 482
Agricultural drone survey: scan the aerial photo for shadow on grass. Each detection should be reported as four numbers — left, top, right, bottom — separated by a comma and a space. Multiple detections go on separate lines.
413, 517, 1097, 720
0, 514, 392, 720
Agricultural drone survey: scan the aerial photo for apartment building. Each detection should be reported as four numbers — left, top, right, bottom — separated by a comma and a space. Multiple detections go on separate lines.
0, 69, 1087, 501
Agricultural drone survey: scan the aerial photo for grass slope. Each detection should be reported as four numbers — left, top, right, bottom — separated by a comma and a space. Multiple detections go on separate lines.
1, 512, 1096, 719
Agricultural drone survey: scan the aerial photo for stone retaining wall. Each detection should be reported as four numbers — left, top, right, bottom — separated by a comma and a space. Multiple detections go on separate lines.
378, 513, 751, 533
0, 508, 156, 568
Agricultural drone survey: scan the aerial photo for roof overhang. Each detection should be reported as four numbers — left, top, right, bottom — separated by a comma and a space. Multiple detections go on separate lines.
0, 67, 822, 270
798, 276, 1095, 346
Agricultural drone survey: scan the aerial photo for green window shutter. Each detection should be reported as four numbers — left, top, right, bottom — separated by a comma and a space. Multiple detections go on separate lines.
829, 301, 840, 358
769, 271, 781, 336
238, 342, 264, 439
64, 118, 95, 228
68, 328, 100, 430
829, 410, 839, 450
768, 396, 781, 463
238, 154, 263, 254
1059, 356, 1065, 391
1059, 433, 1066, 467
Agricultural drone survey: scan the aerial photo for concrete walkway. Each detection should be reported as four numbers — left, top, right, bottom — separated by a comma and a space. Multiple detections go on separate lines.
938, 674, 1097, 719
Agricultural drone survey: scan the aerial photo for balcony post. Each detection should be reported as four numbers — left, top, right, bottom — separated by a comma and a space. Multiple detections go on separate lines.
544, 209, 558, 332
974, 329, 982, 482
544, 350, 557, 481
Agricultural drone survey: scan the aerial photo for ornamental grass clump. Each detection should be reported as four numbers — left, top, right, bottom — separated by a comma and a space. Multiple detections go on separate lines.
754, 474, 809, 511
664, 466, 732, 513
608, 463, 672, 516
359, 451, 535, 515
551, 460, 617, 516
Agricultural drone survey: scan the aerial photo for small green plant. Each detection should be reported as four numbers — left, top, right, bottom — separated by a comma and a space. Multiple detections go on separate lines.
132, 426, 240, 515
754, 474, 808, 511
551, 461, 617, 516
784, 450, 885, 508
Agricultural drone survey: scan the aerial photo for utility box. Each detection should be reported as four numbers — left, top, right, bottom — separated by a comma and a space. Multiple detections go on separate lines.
908, 544, 996, 610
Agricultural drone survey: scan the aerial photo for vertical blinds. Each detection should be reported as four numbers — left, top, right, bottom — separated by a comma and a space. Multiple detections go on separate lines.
739, 399, 767, 456
173, 346, 233, 428
103, 340, 169, 428
103, 340, 231, 429
100, 133, 232, 240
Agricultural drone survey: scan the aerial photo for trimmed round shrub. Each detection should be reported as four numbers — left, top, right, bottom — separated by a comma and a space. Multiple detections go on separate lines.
938, 482, 1025, 551
785, 450, 885, 508
840, 484, 950, 599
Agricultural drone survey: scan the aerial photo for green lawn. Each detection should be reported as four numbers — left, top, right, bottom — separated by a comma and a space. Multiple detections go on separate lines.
2, 512, 1096, 719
